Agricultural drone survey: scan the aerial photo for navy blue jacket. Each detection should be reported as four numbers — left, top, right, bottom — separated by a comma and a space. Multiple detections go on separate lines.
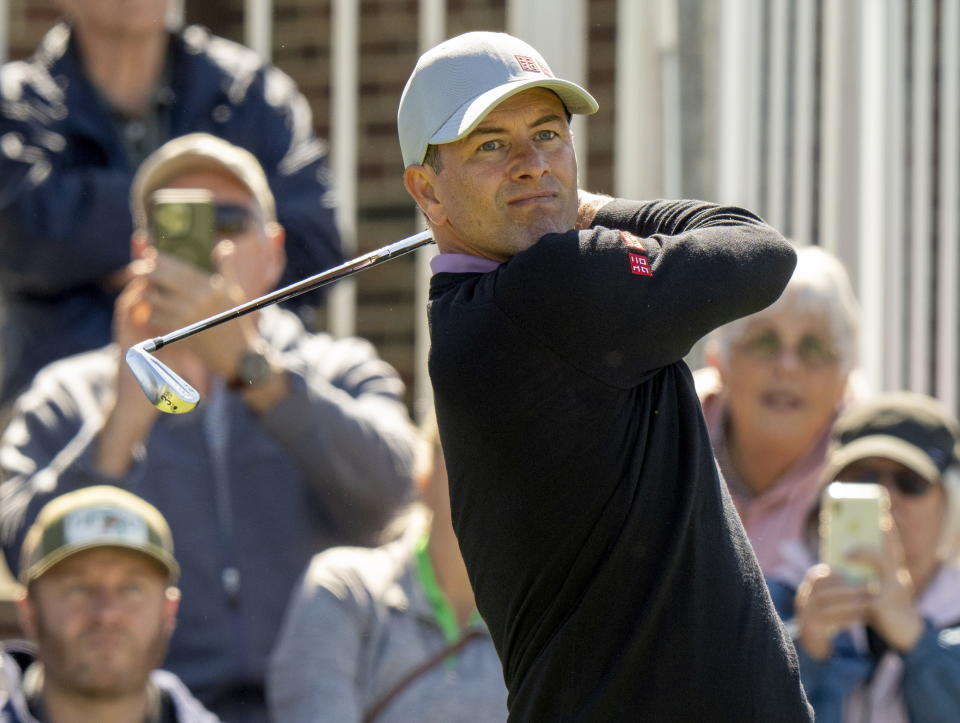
0, 23, 341, 405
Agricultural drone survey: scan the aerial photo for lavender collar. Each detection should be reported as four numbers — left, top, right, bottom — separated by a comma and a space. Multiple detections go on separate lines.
430, 253, 502, 275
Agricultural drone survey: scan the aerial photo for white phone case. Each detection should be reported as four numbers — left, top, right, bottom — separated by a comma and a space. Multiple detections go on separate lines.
819, 481, 889, 582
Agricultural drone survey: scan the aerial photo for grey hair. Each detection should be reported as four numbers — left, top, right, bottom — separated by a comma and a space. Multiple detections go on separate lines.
709, 245, 861, 372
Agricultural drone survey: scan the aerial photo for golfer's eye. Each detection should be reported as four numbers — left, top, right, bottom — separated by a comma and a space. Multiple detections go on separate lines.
535, 130, 558, 141
478, 139, 501, 152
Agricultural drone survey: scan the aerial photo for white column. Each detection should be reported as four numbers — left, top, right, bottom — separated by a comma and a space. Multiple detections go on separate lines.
715, 0, 762, 209
883, 0, 908, 391
819, 0, 862, 260
764, 0, 790, 232
244, 0, 273, 61
789, 0, 817, 245
0, 0, 8, 65
413, 0, 445, 424
507, 0, 589, 185
855, 0, 888, 395
658, 0, 682, 198
615, 0, 665, 199
327, 0, 359, 338
908, 0, 934, 393
937, 0, 960, 414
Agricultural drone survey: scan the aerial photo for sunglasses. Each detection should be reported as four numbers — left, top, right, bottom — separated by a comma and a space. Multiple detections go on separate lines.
736, 330, 838, 368
213, 203, 260, 237
844, 467, 931, 496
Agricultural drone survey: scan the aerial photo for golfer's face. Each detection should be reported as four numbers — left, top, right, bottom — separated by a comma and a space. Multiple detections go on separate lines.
432, 88, 579, 261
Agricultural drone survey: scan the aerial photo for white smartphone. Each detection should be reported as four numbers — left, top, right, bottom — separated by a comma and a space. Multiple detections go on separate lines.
819, 481, 889, 583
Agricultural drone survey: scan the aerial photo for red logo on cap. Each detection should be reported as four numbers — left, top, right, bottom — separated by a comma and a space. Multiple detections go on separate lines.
515, 55, 543, 74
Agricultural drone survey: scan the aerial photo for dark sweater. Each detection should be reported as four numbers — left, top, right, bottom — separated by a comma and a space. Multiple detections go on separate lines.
427, 199, 813, 722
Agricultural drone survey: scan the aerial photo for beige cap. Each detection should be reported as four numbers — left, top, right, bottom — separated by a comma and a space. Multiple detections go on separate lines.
397, 31, 598, 168
20, 486, 179, 585
824, 391, 960, 486
130, 132, 276, 230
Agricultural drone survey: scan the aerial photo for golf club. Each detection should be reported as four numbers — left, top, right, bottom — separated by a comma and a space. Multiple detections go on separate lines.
126, 229, 434, 413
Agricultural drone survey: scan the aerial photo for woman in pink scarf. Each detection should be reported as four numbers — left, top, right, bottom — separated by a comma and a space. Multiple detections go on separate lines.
695, 245, 863, 578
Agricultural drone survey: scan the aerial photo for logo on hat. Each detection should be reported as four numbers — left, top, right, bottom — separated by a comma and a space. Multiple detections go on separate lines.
515, 54, 552, 76
64, 506, 149, 547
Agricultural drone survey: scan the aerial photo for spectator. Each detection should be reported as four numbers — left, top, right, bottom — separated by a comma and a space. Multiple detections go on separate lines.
695, 245, 863, 576
0, 133, 416, 723
772, 391, 960, 723
0, 0, 341, 411
1, 485, 219, 722
268, 411, 506, 722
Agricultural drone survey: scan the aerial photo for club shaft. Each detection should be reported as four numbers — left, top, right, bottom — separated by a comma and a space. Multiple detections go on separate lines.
144, 230, 434, 352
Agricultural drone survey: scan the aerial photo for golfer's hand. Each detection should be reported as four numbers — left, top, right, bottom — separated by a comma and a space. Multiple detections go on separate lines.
848, 524, 924, 652
576, 190, 614, 229
794, 564, 871, 660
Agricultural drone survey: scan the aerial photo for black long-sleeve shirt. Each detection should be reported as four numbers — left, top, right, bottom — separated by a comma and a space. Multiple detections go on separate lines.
428, 199, 813, 721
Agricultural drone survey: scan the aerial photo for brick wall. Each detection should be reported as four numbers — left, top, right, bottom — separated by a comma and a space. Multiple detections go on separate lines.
8, 0, 617, 407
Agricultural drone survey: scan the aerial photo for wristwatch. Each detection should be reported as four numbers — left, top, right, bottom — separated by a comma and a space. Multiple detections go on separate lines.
227, 349, 273, 391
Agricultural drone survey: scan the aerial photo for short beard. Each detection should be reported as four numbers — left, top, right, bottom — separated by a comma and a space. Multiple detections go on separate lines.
33, 608, 170, 699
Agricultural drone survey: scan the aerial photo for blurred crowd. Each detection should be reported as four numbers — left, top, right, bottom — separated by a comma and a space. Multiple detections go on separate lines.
0, 3, 958, 723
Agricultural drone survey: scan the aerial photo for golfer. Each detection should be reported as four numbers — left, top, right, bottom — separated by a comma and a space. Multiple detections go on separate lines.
399, 32, 813, 721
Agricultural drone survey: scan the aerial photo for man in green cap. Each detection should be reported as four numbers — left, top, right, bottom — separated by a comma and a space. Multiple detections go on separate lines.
1, 486, 218, 722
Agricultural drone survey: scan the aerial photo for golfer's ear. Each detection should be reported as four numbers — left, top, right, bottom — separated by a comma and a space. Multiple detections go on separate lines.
404, 165, 446, 227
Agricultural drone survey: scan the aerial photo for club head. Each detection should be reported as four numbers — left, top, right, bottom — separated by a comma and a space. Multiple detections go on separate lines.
125, 343, 200, 414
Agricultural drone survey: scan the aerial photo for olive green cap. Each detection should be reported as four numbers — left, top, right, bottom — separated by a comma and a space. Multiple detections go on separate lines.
20, 486, 179, 585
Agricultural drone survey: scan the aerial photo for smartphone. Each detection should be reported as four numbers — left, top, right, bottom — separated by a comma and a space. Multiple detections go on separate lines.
819, 481, 889, 583
149, 188, 216, 272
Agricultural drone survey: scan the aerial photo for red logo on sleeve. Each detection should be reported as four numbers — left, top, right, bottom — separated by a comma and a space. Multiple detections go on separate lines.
629, 252, 652, 276
621, 231, 652, 276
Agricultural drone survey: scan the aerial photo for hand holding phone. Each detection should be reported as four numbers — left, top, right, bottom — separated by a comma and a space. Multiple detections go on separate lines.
149, 188, 216, 272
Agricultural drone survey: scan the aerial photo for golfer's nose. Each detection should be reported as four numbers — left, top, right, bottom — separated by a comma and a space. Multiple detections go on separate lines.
509, 139, 550, 181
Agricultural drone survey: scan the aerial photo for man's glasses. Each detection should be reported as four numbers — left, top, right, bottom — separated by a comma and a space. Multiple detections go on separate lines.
735, 330, 838, 368
844, 467, 931, 497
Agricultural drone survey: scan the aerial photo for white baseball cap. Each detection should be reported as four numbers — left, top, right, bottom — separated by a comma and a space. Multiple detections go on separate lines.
398, 31, 599, 168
